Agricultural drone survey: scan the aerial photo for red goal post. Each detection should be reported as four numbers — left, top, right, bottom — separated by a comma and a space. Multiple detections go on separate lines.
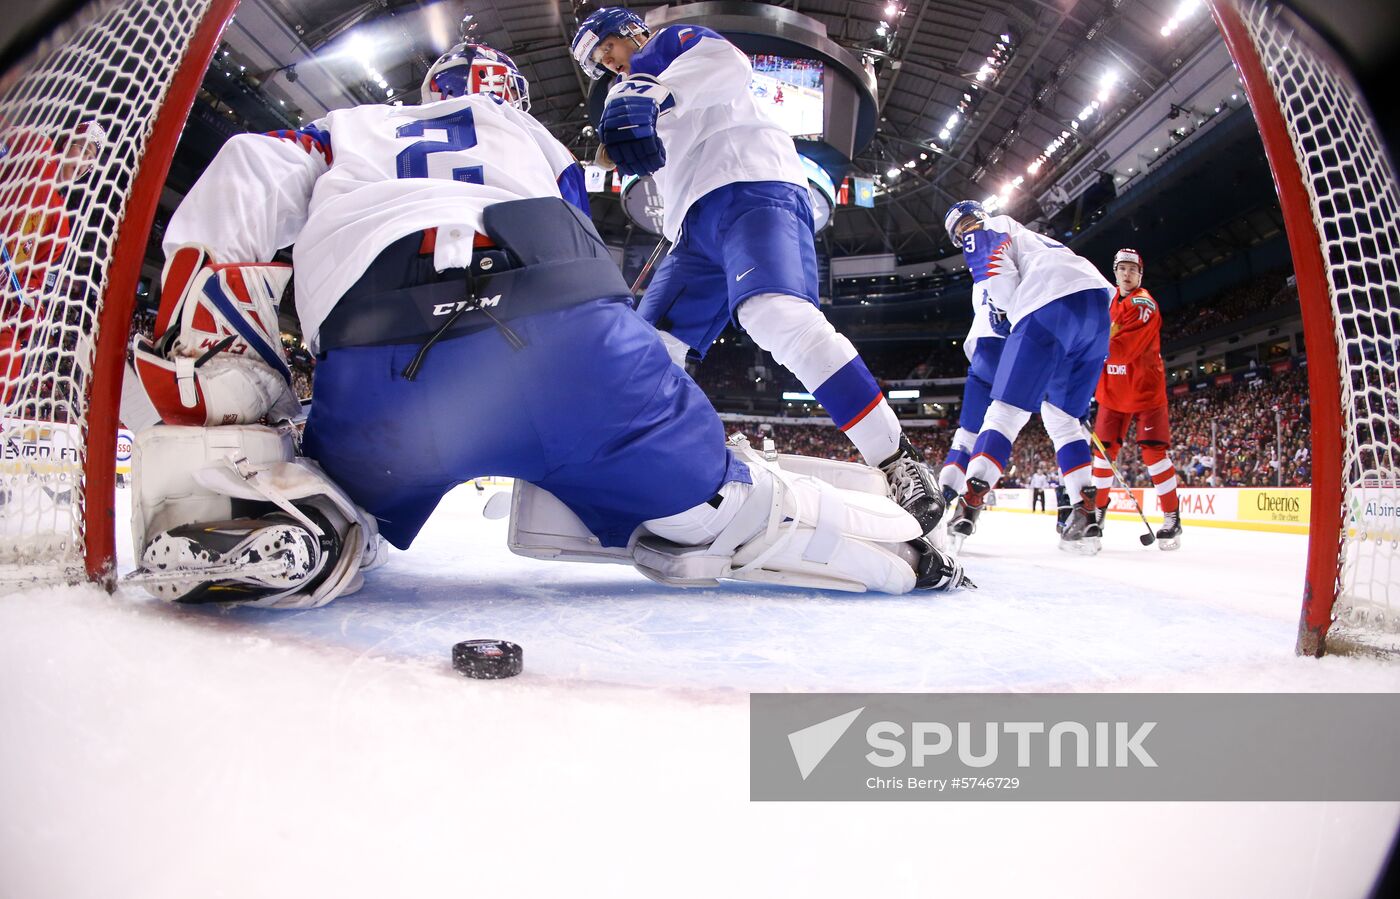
1, 0, 239, 588
1210, 0, 1399, 656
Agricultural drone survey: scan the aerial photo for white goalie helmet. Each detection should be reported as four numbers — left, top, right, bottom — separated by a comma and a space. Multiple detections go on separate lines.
420, 42, 530, 110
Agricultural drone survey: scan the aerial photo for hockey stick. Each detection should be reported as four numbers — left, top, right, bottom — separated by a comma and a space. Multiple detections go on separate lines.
1, 243, 34, 308
1087, 428, 1156, 546
593, 143, 670, 297
630, 237, 670, 296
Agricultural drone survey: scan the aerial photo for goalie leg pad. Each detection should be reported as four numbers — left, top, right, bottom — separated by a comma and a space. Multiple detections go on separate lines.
140, 508, 338, 606
639, 446, 925, 594
132, 424, 293, 554
131, 424, 381, 608
506, 479, 636, 565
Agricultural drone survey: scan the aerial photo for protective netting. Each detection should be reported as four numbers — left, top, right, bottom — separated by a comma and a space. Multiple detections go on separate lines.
1, 0, 216, 586
1233, 1, 1400, 643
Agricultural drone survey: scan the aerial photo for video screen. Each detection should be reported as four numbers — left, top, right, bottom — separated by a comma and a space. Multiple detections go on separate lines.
748, 54, 824, 140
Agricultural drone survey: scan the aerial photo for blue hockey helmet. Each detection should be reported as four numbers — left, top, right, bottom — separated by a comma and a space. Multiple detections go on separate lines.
572, 7, 651, 80
943, 200, 988, 240
421, 42, 530, 110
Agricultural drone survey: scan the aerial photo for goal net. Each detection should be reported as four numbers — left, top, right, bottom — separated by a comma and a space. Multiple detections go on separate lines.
1212, 0, 1400, 655
1, 0, 1395, 660
1, 0, 236, 589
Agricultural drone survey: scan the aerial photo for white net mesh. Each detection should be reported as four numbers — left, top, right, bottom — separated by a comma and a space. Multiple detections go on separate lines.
1, 0, 216, 586
1233, 1, 1400, 643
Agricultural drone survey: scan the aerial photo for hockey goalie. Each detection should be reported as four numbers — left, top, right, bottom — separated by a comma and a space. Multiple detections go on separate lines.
126, 42, 972, 608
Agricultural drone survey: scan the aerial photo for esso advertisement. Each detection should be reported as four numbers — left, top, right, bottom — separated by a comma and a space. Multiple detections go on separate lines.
116, 428, 134, 475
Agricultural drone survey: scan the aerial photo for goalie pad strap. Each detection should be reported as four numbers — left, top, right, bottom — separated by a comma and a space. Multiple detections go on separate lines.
708, 472, 773, 559
175, 356, 198, 409
803, 481, 843, 563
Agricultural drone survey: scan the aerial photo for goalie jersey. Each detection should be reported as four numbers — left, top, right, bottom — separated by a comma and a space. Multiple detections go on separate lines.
956, 214, 1111, 331
164, 94, 587, 352
627, 25, 806, 240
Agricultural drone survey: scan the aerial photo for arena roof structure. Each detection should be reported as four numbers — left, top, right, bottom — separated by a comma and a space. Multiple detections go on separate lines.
218, 1, 1228, 258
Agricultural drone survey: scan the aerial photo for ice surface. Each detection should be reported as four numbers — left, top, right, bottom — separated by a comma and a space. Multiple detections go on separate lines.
2, 484, 1397, 897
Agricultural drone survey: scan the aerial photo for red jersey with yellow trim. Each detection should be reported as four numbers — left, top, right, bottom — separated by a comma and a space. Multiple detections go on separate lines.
1095, 286, 1166, 413
1, 127, 72, 401
0, 127, 71, 302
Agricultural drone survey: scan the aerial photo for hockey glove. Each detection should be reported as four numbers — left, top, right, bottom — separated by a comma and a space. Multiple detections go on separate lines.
983, 293, 1012, 337
132, 244, 300, 426
600, 74, 675, 177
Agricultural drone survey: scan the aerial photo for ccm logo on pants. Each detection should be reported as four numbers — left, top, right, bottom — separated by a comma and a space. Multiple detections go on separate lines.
434, 295, 502, 316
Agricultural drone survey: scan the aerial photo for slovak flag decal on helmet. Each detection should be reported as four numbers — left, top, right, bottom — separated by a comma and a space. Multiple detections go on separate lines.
421, 42, 530, 110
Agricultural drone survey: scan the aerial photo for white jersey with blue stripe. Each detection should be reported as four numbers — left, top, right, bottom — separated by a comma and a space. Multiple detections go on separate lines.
629, 25, 807, 240
164, 94, 587, 352
956, 214, 1111, 328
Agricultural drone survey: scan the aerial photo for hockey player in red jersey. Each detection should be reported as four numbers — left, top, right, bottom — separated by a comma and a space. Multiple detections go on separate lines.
0, 121, 105, 405
1090, 248, 1182, 549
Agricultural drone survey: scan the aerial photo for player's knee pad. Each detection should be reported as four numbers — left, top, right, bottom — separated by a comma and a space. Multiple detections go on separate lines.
1039, 401, 1087, 450
952, 427, 977, 453
132, 424, 381, 608
982, 400, 1032, 440
639, 445, 924, 594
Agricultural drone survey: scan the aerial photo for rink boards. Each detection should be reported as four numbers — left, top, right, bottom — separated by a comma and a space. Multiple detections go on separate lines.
991, 486, 1314, 535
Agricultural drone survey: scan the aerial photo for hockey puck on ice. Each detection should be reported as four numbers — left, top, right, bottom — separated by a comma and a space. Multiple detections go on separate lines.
452, 640, 522, 679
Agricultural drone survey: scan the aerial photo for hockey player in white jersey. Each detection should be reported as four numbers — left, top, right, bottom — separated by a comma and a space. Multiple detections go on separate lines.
572, 8, 946, 537
942, 201, 1112, 553
938, 291, 1007, 546
125, 42, 971, 607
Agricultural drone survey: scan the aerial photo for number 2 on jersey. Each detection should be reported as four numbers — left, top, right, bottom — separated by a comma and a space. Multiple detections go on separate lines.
395, 107, 484, 184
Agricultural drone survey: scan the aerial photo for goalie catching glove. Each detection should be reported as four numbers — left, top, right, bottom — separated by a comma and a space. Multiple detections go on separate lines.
131, 244, 301, 426
599, 74, 674, 177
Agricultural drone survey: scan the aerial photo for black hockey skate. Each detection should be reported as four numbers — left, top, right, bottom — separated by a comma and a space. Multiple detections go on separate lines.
1058, 487, 1102, 556
134, 509, 340, 605
912, 538, 976, 591
1155, 510, 1183, 551
879, 436, 947, 536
